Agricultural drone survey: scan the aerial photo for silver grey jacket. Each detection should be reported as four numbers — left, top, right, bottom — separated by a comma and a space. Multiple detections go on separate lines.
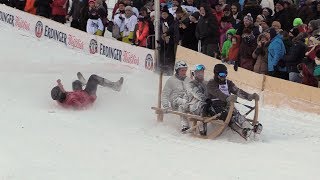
161, 75, 191, 108
185, 79, 208, 114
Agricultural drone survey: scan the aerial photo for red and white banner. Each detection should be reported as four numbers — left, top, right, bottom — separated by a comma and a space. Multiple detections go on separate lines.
0, 4, 155, 71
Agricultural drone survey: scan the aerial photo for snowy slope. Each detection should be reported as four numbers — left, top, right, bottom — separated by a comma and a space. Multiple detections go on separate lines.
0, 23, 320, 180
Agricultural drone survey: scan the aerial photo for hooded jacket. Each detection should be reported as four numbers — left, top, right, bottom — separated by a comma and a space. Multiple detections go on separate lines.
221, 28, 236, 58
239, 34, 257, 71
195, 5, 219, 45
227, 35, 241, 62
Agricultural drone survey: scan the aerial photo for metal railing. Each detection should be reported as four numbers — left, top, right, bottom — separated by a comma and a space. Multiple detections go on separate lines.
146, 34, 155, 49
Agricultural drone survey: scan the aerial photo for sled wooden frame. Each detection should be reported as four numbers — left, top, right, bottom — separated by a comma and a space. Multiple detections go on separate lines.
151, 98, 259, 139
151, 101, 235, 139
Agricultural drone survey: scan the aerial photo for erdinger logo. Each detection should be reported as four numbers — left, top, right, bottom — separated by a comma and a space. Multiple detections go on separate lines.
35, 21, 43, 38
145, 54, 154, 70
89, 39, 98, 54
15, 16, 30, 31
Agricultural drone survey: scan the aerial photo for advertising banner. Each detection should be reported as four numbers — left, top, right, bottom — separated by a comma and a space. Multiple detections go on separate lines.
0, 4, 155, 71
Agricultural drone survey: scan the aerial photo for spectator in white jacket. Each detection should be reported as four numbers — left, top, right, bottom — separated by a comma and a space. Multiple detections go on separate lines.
161, 61, 192, 132
121, 6, 137, 44
86, 8, 104, 36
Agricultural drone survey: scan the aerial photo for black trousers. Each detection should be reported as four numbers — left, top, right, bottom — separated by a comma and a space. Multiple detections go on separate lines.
72, 74, 114, 96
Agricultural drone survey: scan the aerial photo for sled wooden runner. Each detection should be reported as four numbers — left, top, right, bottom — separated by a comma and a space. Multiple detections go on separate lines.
151, 101, 235, 139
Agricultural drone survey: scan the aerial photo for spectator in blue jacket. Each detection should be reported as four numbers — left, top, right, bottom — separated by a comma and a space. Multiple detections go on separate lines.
267, 28, 288, 80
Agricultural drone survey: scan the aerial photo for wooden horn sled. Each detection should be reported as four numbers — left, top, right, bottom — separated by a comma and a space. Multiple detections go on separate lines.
152, 71, 260, 140
151, 98, 260, 140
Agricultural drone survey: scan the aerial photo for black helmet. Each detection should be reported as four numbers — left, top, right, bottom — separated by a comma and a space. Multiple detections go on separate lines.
51, 86, 63, 101
214, 64, 227, 75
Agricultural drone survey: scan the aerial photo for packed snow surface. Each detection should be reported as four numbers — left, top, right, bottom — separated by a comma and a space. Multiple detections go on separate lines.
0, 23, 320, 180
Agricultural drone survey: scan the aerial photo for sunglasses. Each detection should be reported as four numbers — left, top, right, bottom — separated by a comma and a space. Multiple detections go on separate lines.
195, 64, 205, 71
218, 72, 227, 77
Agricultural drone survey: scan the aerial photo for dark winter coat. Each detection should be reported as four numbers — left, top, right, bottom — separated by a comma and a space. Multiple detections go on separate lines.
79, 5, 89, 31
11, 0, 26, 10
34, 0, 52, 18
273, 9, 290, 31
231, 12, 243, 30
159, 13, 179, 72
160, 13, 179, 46
252, 43, 269, 74
239, 34, 257, 71
181, 22, 198, 51
285, 41, 307, 73
195, 6, 219, 45
68, 0, 87, 21
241, 3, 262, 20
0, 0, 10, 5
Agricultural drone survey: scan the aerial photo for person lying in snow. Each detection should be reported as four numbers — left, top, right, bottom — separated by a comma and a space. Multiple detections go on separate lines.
51, 72, 123, 109
205, 64, 262, 137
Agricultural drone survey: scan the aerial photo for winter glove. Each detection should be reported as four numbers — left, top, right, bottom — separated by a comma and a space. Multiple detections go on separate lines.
252, 93, 260, 101
248, 93, 260, 101
205, 98, 212, 106
163, 107, 172, 113
226, 95, 237, 103
95, 30, 103, 36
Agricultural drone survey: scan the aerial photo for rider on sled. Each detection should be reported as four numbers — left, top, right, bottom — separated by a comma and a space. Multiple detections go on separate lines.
204, 64, 263, 137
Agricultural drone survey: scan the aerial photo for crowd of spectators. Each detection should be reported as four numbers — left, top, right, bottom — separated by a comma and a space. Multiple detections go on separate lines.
1, 0, 320, 87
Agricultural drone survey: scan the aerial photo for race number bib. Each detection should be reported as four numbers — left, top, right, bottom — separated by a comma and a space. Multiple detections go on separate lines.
219, 83, 230, 96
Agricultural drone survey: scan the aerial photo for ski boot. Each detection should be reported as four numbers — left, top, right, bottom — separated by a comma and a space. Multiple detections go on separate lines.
199, 123, 207, 136
242, 128, 252, 138
181, 126, 190, 133
253, 123, 263, 134
77, 72, 87, 85
112, 77, 124, 92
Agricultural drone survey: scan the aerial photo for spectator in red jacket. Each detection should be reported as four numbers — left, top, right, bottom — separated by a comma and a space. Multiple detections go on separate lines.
51, 73, 124, 109
24, 0, 36, 14
297, 63, 318, 87
51, 0, 69, 24
135, 15, 150, 47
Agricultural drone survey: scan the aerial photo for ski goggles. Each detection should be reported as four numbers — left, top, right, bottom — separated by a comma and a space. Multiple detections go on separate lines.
218, 72, 227, 77
195, 64, 205, 71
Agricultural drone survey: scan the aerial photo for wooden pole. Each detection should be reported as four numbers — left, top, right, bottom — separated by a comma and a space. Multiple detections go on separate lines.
252, 98, 259, 126
157, 71, 164, 122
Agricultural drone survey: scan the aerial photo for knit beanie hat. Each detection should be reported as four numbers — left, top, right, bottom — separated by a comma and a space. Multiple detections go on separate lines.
293, 18, 303, 27
309, 19, 320, 31
125, 6, 133, 12
227, 28, 237, 35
